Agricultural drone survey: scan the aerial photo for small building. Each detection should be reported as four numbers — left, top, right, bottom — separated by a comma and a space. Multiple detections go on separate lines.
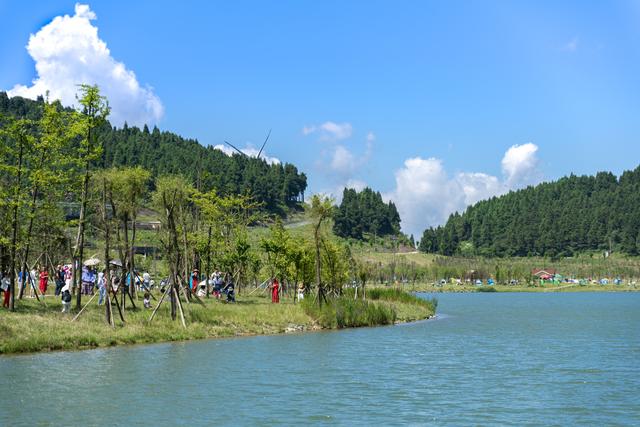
532, 268, 557, 280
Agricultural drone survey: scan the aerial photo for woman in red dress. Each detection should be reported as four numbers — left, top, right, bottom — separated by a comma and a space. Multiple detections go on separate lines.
39, 266, 48, 295
271, 278, 280, 303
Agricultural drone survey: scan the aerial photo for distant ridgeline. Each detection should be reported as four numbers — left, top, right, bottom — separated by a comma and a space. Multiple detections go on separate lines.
0, 92, 307, 216
334, 187, 401, 240
419, 167, 640, 257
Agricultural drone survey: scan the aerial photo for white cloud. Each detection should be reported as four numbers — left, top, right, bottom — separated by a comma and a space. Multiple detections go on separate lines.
302, 121, 353, 141
317, 179, 368, 204
387, 144, 541, 237
501, 142, 540, 187
330, 145, 355, 176
213, 144, 280, 165
323, 134, 373, 179
456, 172, 503, 205
7, 3, 163, 127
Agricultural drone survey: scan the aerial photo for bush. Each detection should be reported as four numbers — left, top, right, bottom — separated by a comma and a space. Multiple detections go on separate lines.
301, 295, 396, 328
366, 287, 438, 311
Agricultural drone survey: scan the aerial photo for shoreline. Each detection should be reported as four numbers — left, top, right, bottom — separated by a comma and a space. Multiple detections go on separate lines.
0, 294, 435, 355
404, 284, 640, 293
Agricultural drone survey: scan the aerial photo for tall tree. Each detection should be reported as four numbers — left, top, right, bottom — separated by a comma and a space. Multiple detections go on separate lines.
308, 194, 334, 306
71, 85, 110, 309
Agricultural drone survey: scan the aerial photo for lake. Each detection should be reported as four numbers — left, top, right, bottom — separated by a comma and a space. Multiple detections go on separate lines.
1, 292, 638, 426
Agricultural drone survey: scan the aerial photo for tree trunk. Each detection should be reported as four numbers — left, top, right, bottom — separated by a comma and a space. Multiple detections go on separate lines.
314, 222, 322, 307
130, 215, 137, 299
102, 178, 113, 326
182, 218, 189, 297
122, 213, 131, 299
9, 138, 25, 311
205, 226, 212, 298
73, 150, 91, 310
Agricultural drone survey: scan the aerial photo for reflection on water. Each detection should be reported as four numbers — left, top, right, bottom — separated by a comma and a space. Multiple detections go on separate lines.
1, 293, 639, 425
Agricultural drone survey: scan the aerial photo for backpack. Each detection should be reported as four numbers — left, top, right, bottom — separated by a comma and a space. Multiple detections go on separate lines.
62, 290, 71, 302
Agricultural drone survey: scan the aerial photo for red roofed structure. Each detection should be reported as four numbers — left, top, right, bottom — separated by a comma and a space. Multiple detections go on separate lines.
532, 268, 557, 280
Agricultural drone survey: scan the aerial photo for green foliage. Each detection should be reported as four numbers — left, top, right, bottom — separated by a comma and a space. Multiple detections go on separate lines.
334, 187, 401, 240
365, 287, 438, 310
419, 167, 640, 257
300, 295, 396, 328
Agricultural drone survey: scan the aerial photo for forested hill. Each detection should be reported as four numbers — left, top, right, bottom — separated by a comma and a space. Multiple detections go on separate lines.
0, 92, 307, 215
333, 187, 401, 240
419, 167, 640, 257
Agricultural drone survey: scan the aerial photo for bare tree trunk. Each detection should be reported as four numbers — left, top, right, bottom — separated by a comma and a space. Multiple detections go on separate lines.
182, 219, 189, 298
101, 178, 113, 326
130, 215, 137, 299
122, 213, 132, 299
205, 226, 211, 298
9, 138, 25, 311
19, 189, 39, 299
73, 157, 91, 310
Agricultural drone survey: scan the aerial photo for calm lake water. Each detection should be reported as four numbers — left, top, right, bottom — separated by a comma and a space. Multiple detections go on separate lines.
1, 292, 639, 426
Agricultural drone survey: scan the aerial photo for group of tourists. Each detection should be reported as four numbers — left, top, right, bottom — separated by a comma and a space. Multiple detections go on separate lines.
267, 278, 304, 303
1, 262, 307, 313
187, 269, 236, 303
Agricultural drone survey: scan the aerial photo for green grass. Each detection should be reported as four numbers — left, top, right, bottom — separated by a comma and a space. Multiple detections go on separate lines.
0, 288, 435, 354
301, 288, 436, 328
301, 297, 396, 328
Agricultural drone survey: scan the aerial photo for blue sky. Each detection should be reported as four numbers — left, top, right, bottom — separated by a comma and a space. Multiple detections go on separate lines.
1, 1, 639, 236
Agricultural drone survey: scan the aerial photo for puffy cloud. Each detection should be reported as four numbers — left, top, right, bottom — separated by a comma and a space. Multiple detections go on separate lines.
456, 172, 503, 206
7, 3, 163, 127
316, 179, 368, 204
501, 142, 540, 187
213, 144, 280, 165
330, 145, 355, 176
387, 144, 541, 237
302, 121, 353, 141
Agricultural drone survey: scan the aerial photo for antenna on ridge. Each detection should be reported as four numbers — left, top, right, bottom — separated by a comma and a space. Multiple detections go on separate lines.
223, 140, 248, 157
257, 129, 271, 159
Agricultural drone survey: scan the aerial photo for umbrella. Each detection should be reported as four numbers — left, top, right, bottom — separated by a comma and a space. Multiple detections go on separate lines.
83, 257, 100, 267
109, 259, 123, 267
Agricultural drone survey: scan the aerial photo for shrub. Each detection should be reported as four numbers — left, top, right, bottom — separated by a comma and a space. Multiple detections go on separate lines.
301, 295, 396, 328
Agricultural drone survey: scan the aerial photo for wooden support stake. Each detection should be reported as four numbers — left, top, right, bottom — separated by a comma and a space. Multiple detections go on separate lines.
173, 286, 187, 328
148, 284, 171, 322
71, 292, 98, 321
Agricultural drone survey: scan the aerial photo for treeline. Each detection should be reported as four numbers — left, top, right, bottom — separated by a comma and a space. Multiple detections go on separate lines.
333, 187, 401, 240
0, 92, 307, 215
419, 167, 640, 257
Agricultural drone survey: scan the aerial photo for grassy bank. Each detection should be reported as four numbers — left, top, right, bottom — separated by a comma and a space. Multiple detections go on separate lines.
0, 290, 434, 355
300, 288, 437, 328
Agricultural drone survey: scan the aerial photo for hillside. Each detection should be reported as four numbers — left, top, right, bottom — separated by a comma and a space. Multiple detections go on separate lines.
419, 167, 640, 257
0, 92, 307, 216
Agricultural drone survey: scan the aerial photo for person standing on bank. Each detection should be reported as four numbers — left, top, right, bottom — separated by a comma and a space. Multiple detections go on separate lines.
60, 284, 71, 313
271, 278, 280, 303
39, 265, 49, 296
54, 265, 65, 296
1, 271, 10, 308
97, 270, 106, 305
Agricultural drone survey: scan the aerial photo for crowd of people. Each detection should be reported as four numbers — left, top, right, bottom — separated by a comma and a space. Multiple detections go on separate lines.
0, 263, 303, 312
